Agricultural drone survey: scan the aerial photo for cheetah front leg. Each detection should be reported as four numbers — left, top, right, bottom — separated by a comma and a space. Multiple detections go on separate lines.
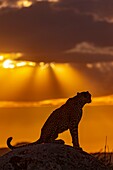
69, 125, 82, 150
69, 125, 79, 147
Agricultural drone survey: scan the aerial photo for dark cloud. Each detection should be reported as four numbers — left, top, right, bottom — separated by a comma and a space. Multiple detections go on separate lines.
56, 0, 113, 22
0, 1, 113, 62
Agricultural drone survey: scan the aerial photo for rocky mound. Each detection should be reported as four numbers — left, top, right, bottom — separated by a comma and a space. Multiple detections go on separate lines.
0, 143, 108, 170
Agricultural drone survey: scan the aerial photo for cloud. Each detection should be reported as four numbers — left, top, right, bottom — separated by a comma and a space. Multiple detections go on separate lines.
86, 62, 113, 72
0, 94, 113, 108
0, 0, 38, 9
92, 95, 113, 106
56, 0, 113, 23
0, 1, 113, 63
0, 52, 36, 68
0, 99, 65, 108
0, 0, 58, 9
66, 42, 113, 56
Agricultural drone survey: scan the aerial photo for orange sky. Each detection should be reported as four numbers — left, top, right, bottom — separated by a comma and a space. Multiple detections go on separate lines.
0, 102, 113, 152
0, 61, 113, 152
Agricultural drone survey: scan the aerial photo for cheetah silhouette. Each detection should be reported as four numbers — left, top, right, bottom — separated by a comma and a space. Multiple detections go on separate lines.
7, 91, 91, 150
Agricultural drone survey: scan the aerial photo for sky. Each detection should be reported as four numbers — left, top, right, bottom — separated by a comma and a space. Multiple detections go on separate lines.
0, 0, 113, 152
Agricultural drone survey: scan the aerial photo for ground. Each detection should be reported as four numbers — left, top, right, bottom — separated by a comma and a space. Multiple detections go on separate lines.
0, 143, 109, 170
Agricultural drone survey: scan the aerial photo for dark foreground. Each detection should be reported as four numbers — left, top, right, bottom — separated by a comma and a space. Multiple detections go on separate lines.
0, 143, 109, 170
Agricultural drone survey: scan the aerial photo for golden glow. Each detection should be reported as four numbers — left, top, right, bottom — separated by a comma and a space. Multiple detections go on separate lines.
27, 62, 36, 67
3, 59, 15, 69
2, 60, 36, 69
16, 61, 26, 67
0, 61, 90, 98
49, 63, 89, 95
17, 0, 32, 8
0, 66, 34, 99
0, 61, 113, 152
30, 62, 91, 96
0, 53, 23, 60
0, 53, 36, 69
39, 62, 49, 70
50, 62, 56, 69
0, 55, 4, 61
37, 63, 50, 86
16, 61, 36, 67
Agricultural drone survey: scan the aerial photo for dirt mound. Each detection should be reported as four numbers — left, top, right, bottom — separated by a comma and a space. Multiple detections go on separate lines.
0, 143, 108, 170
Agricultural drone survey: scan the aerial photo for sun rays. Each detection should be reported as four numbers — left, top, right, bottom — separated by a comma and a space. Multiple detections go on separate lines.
0, 54, 113, 152
0, 54, 91, 101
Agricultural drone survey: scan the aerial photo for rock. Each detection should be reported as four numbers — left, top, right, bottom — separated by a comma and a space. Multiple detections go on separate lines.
0, 143, 108, 170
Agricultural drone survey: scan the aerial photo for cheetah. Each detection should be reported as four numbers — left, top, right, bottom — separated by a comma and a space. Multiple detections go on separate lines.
7, 91, 91, 150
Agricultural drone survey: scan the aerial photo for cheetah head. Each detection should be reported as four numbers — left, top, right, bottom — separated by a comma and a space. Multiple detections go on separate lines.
77, 91, 91, 104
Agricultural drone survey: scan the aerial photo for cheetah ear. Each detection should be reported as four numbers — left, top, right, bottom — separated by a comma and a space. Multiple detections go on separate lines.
86, 91, 90, 95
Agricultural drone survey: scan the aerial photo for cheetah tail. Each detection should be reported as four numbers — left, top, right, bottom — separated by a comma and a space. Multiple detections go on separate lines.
7, 137, 16, 150
7, 137, 43, 150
